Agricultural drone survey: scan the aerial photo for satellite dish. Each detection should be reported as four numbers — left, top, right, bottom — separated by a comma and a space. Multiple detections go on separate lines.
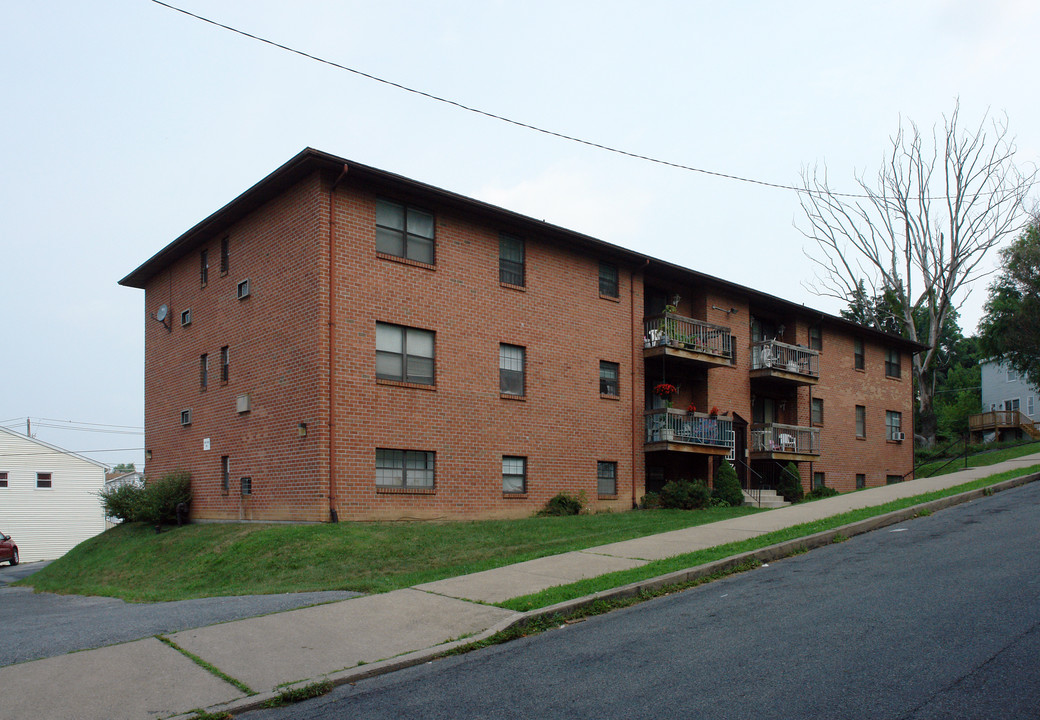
156, 304, 169, 322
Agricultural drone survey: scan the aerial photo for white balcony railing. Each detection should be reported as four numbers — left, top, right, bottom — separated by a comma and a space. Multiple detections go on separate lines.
643, 314, 732, 359
750, 423, 820, 455
645, 409, 735, 450
750, 340, 819, 377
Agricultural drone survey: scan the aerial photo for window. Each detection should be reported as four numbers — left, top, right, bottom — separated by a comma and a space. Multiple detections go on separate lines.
886, 411, 902, 441
598, 461, 618, 496
809, 325, 822, 351
886, 474, 902, 485
240, 476, 252, 495
0, 472, 7, 488
600, 361, 620, 396
812, 472, 825, 490
856, 473, 866, 489
499, 344, 525, 396
36, 472, 52, 489
220, 346, 230, 383
220, 236, 230, 274
200, 249, 209, 286
598, 261, 619, 298
221, 456, 230, 495
376, 323, 435, 385
1029, 396, 1035, 416
885, 348, 901, 378
237, 279, 250, 300
499, 233, 525, 286
375, 199, 435, 264
856, 405, 866, 438
811, 397, 824, 425
854, 338, 865, 370
376, 449, 435, 489
200, 353, 208, 390
181, 309, 192, 326
180, 409, 192, 426
502, 456, 527, 494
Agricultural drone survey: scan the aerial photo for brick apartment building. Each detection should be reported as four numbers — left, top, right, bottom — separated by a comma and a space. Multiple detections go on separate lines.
120, 148, 922, 522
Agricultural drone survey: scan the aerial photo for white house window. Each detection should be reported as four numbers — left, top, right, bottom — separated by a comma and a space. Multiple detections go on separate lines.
1007, 367, 1018, 382
502, 456, 527, 494
36, 472, 53, 489
886, 411, 902, 441
0, 471, 8, 488
376, 449, 435, 489
376, 323, 435, 385
376, 199, 435, 264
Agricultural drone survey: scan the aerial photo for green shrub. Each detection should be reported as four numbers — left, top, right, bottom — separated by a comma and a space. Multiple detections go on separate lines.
138, 471, 193, 527
711, 460, 744, 507
659, 479, 710, 510
776, 462, 803, 503
536, 491, 584, 516
99, 482, 145, 523
804, 486, 840, 501
639, 492, 662, 510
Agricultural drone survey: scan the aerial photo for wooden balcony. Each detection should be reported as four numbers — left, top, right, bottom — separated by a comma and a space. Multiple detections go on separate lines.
749, 340, 819, 386
644, 409, 734, 456
643, 314, 732, 369
968, 410, 1040, 441
749, 423, 820, 461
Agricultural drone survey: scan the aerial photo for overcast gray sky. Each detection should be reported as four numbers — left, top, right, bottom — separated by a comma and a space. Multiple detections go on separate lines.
2, 0, 1037, 468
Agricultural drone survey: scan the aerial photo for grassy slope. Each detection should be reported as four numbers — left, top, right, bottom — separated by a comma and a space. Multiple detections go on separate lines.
21, 506, 762, 602
915, 440, 1040, 478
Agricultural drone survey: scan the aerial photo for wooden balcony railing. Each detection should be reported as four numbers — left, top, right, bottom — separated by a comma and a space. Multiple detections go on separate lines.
750, 340, 819, 377
643, 314, 732, 359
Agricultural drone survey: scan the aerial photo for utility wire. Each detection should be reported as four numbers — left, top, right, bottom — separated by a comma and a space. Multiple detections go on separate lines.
149, 0, 874, 199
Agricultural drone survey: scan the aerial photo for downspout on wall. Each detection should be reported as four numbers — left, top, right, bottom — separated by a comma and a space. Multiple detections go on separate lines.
632, 259, 650, 508
327, 164, 349, 522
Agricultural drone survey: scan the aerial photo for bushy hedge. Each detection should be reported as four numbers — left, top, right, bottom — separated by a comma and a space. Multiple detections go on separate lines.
659, 479, 710, 510
99, 471, 192, 529
711, 460, 745, 507
804, 485, 840, 501
776, 462, 803, 503
536, 491, 584, 516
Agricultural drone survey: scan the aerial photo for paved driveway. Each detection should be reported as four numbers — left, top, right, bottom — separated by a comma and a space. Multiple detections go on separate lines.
0, 562, 359, 667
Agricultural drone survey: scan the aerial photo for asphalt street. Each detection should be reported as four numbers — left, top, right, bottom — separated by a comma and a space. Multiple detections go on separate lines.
245, 481, 1040, 720
0, 563, 359, 667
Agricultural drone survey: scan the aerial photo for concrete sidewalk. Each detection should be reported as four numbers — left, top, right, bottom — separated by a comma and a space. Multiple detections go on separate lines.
3, 454, 1038, 720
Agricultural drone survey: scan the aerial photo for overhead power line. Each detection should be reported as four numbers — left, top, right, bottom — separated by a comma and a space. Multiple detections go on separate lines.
149, 0, 873, 199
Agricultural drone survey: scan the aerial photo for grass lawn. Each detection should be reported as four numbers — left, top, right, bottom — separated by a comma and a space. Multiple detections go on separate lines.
915, 440, 1040, 478
19, 505, 763, 602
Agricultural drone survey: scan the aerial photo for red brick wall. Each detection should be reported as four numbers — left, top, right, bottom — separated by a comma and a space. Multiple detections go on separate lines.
143, 173, 329, 521
327, 178, 639, 520
809, 328, 915, 491
141, 170, 915, 521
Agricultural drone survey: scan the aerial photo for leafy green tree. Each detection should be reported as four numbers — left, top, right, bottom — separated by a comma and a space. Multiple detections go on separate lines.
111, 462, 136, 473
979, 221, 1040, 387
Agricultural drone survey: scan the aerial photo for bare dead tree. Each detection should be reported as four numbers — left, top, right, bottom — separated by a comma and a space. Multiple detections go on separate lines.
798, 101, 1036, 445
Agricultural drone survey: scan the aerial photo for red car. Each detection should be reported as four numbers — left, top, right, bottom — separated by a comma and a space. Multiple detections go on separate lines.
0, 531, 18, 566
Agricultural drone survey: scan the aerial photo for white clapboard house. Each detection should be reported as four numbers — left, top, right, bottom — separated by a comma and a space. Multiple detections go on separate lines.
0, 425, 107, 562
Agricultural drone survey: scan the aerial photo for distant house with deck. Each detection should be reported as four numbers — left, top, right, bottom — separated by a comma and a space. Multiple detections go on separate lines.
970, 359, 1040, 443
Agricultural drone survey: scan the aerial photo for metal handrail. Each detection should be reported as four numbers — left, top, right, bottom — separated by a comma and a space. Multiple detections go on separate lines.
750, 340, 819, 377
644, 409, 735, 450
643, 313, 732, 359
749, 423, 820, 455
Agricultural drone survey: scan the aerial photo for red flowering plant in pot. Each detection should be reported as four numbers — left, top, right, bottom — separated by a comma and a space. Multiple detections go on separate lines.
686, 403, 697, 414
653, 383, 678, 400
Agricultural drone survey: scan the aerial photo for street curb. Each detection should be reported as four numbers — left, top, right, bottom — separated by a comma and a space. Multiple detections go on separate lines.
171, 470, 1039, 719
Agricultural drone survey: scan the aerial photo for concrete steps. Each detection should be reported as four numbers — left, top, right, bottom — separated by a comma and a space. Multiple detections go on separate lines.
742, 489, 790, 508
